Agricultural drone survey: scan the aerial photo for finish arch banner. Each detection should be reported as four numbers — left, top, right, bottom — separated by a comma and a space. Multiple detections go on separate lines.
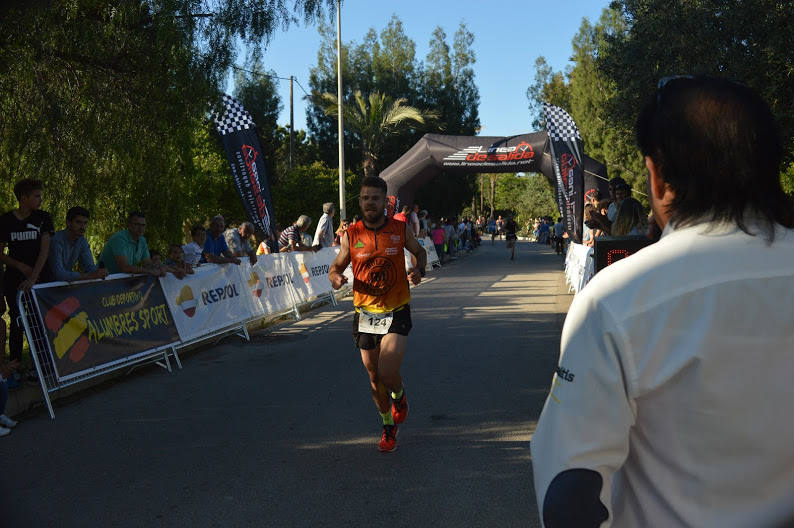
160, 263, 256, 342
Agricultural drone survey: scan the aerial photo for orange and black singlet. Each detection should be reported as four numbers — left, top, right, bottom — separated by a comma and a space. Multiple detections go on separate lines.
348, 218, 410, 313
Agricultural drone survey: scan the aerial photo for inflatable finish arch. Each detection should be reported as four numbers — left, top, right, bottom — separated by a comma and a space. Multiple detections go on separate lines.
379, 132, 609, 240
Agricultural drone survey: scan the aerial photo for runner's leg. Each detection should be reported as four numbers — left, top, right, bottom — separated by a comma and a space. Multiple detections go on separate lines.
377, 333, 406, 396
360, 346, 390, 414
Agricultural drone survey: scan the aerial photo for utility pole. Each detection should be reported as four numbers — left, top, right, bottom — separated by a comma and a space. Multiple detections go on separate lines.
289, 75, 294, 169
336, 0, 346, 220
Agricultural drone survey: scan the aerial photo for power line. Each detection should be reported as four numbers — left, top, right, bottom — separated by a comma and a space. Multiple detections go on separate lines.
231, 65, 311, 97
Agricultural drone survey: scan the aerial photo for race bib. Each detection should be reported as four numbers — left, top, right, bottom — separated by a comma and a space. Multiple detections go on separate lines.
358, 309, 393, 335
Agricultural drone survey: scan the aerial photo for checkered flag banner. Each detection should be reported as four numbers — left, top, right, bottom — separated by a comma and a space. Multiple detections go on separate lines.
544, 103, 581, 142
212, 94, 256, 136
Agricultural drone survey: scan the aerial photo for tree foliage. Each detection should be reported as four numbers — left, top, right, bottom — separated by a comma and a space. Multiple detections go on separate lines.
527, 1, 794, 209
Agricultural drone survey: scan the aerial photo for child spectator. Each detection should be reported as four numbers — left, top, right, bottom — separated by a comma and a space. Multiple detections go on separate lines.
183, 225, 206, 266
165, 244, 194, 276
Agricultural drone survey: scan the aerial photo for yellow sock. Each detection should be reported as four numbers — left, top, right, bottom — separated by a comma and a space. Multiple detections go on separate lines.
391, 388, 403, 401
380, 410, 394, 425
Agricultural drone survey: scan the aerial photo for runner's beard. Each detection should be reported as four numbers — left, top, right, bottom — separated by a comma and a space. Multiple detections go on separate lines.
363, 209, 383, 225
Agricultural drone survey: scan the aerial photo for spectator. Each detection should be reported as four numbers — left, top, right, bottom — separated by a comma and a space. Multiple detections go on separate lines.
585, 188, 601, 207
256, 230, 280, 255
532, 76, 794, 527
98, 212, 162, 276
607, 179, 629, 222
49, 206, 108, 282
183, 225, 206, 267
431, 221, 447, 264
149, 250, 162, 268
312, 202, 336, 249
536, 218, 550, 245
410, 204, 421, 237
0, 179, 54, 373
393, 205, 409, 223
333, 219, 349, 247
278, 215, 316, 253
419, 209, 429, 237
582, 204, 596, 247
611, 197, 646, 236
203, 215, 241, 264
225, 221, 257, 265
552, 217, 565, 254
165, 244, 194, 277
0, 359, 20, 437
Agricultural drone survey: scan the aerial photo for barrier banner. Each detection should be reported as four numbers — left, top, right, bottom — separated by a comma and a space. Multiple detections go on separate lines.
419, 237, 441, 267
247, 254, 300, 316
285, 248, 338, 301
564, 243, 595, 293
34, 276, 179, 381
160, 263, 255, 342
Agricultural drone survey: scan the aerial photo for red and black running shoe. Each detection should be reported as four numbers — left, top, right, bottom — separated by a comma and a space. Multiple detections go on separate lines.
379, 424, 398, 452
392, 394, 409, 424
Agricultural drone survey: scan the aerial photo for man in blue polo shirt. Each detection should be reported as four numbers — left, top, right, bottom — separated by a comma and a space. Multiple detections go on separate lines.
203, 215, 241, 265
98, 212, 163, 276
49, 206, 109, 282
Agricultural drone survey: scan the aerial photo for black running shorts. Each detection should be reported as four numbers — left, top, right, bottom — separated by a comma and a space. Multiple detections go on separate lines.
352, 305, 412, 350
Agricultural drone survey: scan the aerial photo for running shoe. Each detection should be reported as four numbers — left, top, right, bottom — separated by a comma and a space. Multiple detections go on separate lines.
0, 414, 18, 428
379, 424, 398, 452
0, 426, 10, 437
392, 394, 409, 424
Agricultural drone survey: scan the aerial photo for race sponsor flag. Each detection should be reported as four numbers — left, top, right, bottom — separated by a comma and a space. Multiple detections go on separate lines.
212, 94, 277, 239
544, 103, 585, 243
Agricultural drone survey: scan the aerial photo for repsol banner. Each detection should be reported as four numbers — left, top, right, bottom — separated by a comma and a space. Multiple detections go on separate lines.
284, 247, 339, 302
34, 276, 179, 381
248, 253, 300, 317
160, 263, 256, 342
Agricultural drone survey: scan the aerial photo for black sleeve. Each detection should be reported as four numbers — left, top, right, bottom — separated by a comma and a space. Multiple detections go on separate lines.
0, 212, 9, 243
543, 469, 609, 528
41, 211, 55, 235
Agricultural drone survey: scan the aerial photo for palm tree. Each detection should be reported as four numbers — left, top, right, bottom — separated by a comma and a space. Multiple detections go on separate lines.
320, 90, 429, 178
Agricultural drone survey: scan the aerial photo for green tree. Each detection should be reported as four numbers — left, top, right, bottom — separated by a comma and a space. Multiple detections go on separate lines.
320, 91, 428, 178
599, 0, 794, 164
421, 24, 480, 135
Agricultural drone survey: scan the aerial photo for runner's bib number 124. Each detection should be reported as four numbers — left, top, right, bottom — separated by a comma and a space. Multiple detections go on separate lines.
358, 309, 393, 335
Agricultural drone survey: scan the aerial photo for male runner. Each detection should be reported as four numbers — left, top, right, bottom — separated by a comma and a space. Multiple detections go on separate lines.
504, 216, 518, 260
329, 176, 426, 452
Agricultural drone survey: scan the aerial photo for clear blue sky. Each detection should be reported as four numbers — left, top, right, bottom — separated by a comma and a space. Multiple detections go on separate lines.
226, 0, 610, 137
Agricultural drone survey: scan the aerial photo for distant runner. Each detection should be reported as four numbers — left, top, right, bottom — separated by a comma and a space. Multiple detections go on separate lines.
329, 176, 427, 452
504, 216, 518, 260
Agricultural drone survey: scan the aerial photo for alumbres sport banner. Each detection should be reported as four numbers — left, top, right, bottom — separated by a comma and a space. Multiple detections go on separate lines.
34, 276, 179, 381
212, 94, 278, 239
544, 103, 585, 243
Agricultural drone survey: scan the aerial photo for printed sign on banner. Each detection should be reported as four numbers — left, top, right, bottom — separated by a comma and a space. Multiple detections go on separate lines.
34, 276, 179, 381
286, 248, 337, 301
419, 237, 440, 267
160, 263, 255, 342
248, 253, 299, 316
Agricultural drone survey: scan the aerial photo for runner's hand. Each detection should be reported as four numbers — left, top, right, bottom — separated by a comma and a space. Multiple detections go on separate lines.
408, 267, 421, 285
329, 271, 348, 290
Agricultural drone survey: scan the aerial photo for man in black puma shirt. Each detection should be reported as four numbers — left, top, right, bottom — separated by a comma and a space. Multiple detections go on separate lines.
0, 179, 54, 365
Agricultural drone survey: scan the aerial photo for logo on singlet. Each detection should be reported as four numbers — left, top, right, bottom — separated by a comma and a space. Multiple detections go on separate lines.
358, 256, 396, 296
354, 240, 365, 248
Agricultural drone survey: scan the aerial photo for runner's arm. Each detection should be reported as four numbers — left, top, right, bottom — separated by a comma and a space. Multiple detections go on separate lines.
328, 231, 351, 290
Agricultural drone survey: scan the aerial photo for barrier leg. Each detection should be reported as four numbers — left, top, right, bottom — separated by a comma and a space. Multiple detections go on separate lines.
236, 322, 250, 342
171, 346, 183, 370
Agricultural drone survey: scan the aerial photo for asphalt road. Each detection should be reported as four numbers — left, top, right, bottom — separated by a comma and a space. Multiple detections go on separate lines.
1, 239, 571, 528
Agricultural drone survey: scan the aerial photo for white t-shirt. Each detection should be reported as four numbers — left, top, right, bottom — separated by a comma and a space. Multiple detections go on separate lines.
532, 219, 794, 527
182, 241, 203, 266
